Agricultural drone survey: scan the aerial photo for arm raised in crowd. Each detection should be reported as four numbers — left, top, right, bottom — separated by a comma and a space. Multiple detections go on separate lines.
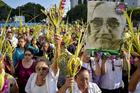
94, 56, 101, 76
50, 35, 62, 75
57, 77, 74, 93
101, 57, 107, 75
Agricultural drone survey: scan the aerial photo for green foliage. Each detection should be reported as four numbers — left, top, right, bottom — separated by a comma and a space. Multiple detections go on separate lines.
0, 1, 5, 7
0, 1, 11, 21
127, 8, 140, 22
66, 4, 87, 23
83, 0, 87, 4
78, 0, 82, 4
0, 2, 46, 22
120, 0, 124, 2
18, 3, 46, 22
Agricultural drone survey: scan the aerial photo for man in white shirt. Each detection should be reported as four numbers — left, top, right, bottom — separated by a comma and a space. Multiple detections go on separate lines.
6, 31, 18, 48
100, 55, 123, 93
80, 50, 101, 84
58, 67, 101, 93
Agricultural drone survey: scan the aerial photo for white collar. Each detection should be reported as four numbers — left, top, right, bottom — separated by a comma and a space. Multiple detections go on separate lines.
73, 82, 94, 92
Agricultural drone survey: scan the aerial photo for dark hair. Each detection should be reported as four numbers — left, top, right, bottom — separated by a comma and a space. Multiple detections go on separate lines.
75, 66, 90, 78
91, 1, 105, 18
43, 42, 52, 52
18, 36, 26, 41
31, 37, 37, 43
24, 48, 34, 55
43, 42, 50, 47
88, 2, 105, 35
16, 36, 27, 48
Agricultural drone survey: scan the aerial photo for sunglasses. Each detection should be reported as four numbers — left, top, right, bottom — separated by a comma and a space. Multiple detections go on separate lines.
37, 67, 48, 71
25, 53, 32, 56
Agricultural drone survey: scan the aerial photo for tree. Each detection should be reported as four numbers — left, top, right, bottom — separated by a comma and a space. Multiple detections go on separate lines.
0, 2, 46, 22
15, 3, 46, 22
0, 1, 5, 7
127, 8, 140, 26
83, 0, 87, 4
0, 1, 12, 21
66, 4, 87, 23
78, 0, 82, 4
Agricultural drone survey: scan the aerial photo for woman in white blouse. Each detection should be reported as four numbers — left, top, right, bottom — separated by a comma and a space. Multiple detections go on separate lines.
25, 35, 62, 93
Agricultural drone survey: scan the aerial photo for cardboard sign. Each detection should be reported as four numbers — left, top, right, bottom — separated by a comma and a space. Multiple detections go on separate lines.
85, 1, 126, 50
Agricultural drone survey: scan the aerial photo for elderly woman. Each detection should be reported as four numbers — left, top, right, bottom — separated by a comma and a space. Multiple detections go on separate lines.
25, 35, 62, 93
15, 48, 36, 93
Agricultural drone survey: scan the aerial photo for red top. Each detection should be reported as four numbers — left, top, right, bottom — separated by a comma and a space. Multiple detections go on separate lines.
15, 60, 36, 86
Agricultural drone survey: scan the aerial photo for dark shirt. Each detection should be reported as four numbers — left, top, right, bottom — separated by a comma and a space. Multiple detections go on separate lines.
15, 61, 36, 86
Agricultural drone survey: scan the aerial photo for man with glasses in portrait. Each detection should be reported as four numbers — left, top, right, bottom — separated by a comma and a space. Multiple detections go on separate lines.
84, 1, 126, 93
85, 1, 126, 50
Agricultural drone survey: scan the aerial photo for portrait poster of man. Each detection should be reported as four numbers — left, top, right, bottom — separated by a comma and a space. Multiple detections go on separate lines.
85, 1, 126, 50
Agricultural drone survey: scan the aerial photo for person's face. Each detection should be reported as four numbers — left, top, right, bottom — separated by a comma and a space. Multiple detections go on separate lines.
36, 62, 49, 77
75, 70, 89, 89
43, 43, 49, 52
18, 38, 26, 48
39, 37, 46, 44
32, 39, 37, 45
23, 33, 27, 38
82, 51, 90, 63
24, 51, 33, 60
7, 32, 13, 39
87, 2, 125, 49
133, 57, 140, 67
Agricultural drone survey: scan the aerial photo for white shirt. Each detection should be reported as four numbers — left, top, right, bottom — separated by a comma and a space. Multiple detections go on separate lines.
66, 82, 101, 93
82, 57, 101, 82
100, 58, 123, 90
82, 62, 95, 82
7, 36, 18, 48
25, 68, 59, 93
31, 83, 48, 93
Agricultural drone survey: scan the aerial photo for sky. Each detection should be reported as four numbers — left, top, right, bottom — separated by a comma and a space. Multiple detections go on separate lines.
3, 0, 70, 13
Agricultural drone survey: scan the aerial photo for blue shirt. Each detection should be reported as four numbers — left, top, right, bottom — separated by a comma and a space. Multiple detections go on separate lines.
12, 48, 24, 67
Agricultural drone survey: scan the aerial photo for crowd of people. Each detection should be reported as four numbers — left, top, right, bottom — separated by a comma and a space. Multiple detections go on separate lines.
0, 24, 138, 93
0, 1, 139, 92
1, 0, 140, 93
